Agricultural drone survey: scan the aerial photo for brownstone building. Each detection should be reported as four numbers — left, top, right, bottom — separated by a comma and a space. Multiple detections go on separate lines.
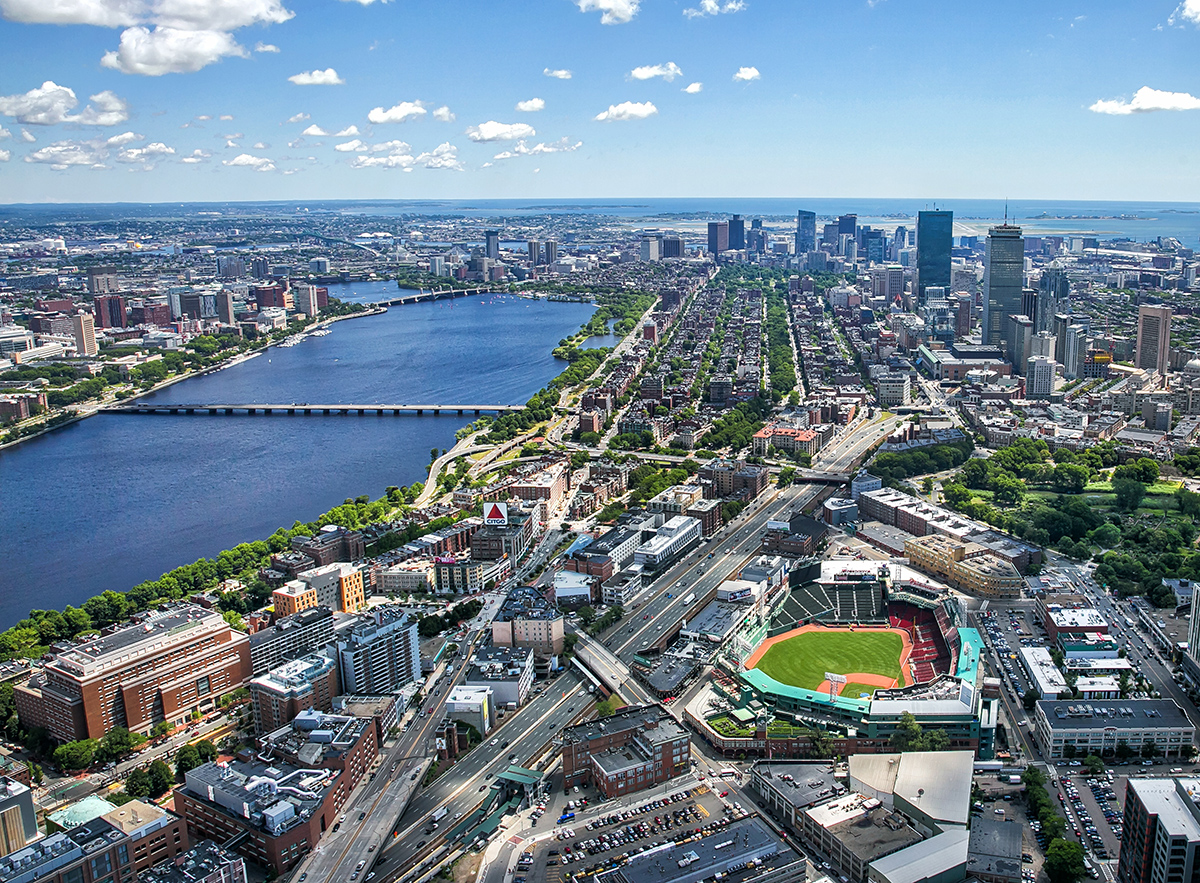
15, 605, 252, 742
561, 705, 691, 798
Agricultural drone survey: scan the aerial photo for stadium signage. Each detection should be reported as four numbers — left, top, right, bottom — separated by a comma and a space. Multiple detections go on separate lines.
484, 502, 508, 526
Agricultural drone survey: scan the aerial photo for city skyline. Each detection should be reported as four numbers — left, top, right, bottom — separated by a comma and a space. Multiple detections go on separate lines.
0, 0, 1198, 203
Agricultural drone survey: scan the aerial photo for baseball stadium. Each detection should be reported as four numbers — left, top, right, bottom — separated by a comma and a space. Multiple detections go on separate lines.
689, 561, 996, 757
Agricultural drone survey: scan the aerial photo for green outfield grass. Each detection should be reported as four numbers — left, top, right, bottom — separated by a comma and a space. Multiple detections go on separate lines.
754, 629, 905, 690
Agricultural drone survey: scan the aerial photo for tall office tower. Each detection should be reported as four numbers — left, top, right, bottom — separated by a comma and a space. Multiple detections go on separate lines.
1021, 289, 1039, 330
294, 285, 320, 318
545, 240, 558, 264
982, 223, 1024, 347
485, 230, 500, 261
1038, 265, 1070, 333
749, 219, 764, 254
1118, 778, 1200, 883
251, 257, 271, 279
216, 256, 247, 279
952, 266, 979, 295
707, 221, 729, 256
71, 312, 97, 357
862, 229, 885, 265
1006, 314, 1034, 375
1026, 357, 1056, 400
796, 210, 816, 255
728, 215, 745, 250
915, 210, 953, 305
307, 257, 329, 275
954, 292, 973, 337
639, 235, 661, 262
870, 266, 906, 300
837, 214, 857, 238
893, 226, 908, 252
216, 290, 235, 324
527, 239, 540, 265
1063, 324, 1089, 379
821, 223, 840, 248
842, 238, 858, 261
661, 235, 684, 258
93, 294, 126, 329
1031, 330, 1056, 362
86, 266, 119, 295
1136, 304, 1173, 375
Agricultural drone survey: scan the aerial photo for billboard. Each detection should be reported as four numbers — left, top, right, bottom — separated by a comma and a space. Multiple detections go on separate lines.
484, 502, 508, 526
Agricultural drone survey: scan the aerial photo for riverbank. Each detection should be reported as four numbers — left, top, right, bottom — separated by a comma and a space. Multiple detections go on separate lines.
0, 305, 385, 453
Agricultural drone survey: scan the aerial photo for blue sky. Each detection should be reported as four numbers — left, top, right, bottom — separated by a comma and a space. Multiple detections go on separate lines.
0, 0, 1198, 203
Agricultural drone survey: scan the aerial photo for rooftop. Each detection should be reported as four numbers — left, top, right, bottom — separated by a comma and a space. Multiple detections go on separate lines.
595, 818, 787, 883
967, 818, 1023, 880
868, 828, 969, 883
850, 751, 974, 828
751, 761, 844, 810
682, 600, 743, 641
1048, 608, 1107, 629
808, 797, 923, 862
563, 703, 687, 746
1127, 779, 1200, 841
496, 585, 561, 623
140, 839, 245, 883
1037, 699, 1193, 730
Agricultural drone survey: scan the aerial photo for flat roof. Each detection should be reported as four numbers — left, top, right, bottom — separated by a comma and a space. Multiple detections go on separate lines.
1037, 699, 1194, 730
562, 704, 686, 746
868, 829, 969, 883
1127, 779, 1200, 841
597, 818, 788, 883
683, 600, 742, 640
1048, 608, 1107, 629
967, 817, 1023, 879
752, 761, 844, 810
810, 799, 923, 862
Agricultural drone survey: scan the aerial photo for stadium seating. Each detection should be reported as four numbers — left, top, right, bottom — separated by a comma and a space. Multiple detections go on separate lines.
886, 599, 955, 683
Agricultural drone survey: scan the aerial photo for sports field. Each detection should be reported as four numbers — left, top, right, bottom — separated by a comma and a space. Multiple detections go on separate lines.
750, 625, 908, 694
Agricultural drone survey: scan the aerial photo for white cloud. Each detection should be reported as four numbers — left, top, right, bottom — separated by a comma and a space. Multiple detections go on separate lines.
1089, 86, 1200, 115
289, 68, 344, 86
0, 81, 130, 126
255, 41, 279, 52
334, 125, 359, 136
253, 141, 269, 149
102, 27, 247, 76
181, 148, 211, 163
732, 66, 760, 82
368, 101, 426, 123
20, 129, 35, 142
24, 138, 108, 169
370, 139, 411, 152
465, 120, 536, 141
543, 68, 572, 79
432, 106, 455, 122
222, 152, 274, 171
301, 123, 330, 136
117, 141, 174, 167
576, 0, 637, 24
1169, 1, 1200, 25
151, 0, 292, 31
351, 153, 413, 169
0, 126, 10, 140
594, 100, 657, 121
338, 0, 389, 4
225, 139, 238, 147
683, 82, 703, 93
630, 62, 682, 82
416, 141, 462, 170
335, 138, 367, 152
683, 0, 745, 18
105, 130, 142, 145
287, 112, 309, 123
493, 137, 582, 159
516, 98, 545, 112
219, 113, 233, 120
70, 90, 130, 125
0, 0, 142, 27
0, 150, 9, 162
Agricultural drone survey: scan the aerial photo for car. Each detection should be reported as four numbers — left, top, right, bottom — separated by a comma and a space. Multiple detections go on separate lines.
480, 785, 487, 791
359, 812, 367, 821
332, 823, 341, 833
418, 840, 427, 848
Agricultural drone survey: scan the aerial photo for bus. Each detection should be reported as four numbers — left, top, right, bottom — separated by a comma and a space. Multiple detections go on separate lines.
719, 768, 738, 779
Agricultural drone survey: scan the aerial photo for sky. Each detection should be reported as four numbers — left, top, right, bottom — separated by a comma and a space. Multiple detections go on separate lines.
0, 0, 1198, 204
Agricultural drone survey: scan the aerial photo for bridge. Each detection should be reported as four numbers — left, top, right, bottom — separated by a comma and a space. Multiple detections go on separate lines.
374, 286, 496, 307
101, 402, 524, 417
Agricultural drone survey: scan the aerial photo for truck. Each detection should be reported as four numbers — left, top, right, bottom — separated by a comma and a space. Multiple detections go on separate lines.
682, 592, 696, 606
432, 807, 448, 822
1007, 775, 1023, 785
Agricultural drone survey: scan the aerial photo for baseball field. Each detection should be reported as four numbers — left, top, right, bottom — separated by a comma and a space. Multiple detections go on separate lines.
748, 624, 910, 696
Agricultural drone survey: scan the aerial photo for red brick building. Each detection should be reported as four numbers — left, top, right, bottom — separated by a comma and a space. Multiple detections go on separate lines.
561, 705, 691, 799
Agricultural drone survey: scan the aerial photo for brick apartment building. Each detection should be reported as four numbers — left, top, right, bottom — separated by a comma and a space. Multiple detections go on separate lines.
561, 704, 691, 798
248, 653, 341, 733
271, 564, 365, 618
15, 605, 251, 742
291, 526, 365, 567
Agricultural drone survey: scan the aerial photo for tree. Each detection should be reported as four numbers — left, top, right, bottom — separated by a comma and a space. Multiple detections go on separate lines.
1053, 463, 1090, 494
889, 712, 925, 751
148, 759, 174, 796
1023, 687, 1042, 711
151, 720, 174, 739
1178, 488, 1200, 518
1044, 840, 1086, 883
1062, 743, 1078, 759
222, 609, 246, 632
1115, 740, 1134, 761
595, 696, 618, 718
921, 477, 934, 495
577, 606, 596, 626
125, 768, 152, 798
1113, 477, 1146, 512
99, 727, 144, 761
54, 739, 98, 771
1141, 740, 1163, 759
174, 744, 202, 778
1084, 755, 1105, 776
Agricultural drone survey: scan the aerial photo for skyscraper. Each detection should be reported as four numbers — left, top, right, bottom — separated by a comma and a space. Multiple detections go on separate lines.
728, 215, 745, 251
71, 312, 97, 357
485, 230, 500, 261
1038, 265, 1070, 334
982, 224, 1024, 347
1021, 289, 1039, 330
1027, 357, 1056, 400
707, 221, 729, 257
544, 240, 558, 264
527, 239, 540, 265
1006, 314, 1034, 375
915, 210, 953, 305
1136, 304, 1173, 375
216, 290, 235, 324
93, 294, 126, 329
954, 292, 973, 338
837, 214, 857, 238
86, 266, 119, 295
796, 210, 816, 255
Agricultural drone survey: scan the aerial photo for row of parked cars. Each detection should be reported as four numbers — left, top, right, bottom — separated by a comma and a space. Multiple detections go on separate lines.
1060, 776, 1112, 861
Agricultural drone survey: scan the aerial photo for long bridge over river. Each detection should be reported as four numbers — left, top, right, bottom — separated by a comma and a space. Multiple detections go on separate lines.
101, 402, 523, 417
375, 286, 495, 306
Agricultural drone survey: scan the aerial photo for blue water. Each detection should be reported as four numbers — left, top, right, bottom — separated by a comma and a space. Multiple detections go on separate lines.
0, 295, 593, 628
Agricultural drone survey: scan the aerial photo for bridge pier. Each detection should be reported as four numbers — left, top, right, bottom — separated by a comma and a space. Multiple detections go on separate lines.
392, 408, 400, 415
474, 409, 481, 415
225, 408, 233, 415
416, 409, 423, 415
322, 408, 330, 415
264, 408, 273, 415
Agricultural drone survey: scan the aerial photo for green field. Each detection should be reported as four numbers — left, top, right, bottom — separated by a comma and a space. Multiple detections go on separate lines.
754, 630, 905, 690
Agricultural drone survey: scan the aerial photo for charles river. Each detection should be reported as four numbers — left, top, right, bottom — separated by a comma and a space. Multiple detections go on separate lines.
0, 284, 598, 629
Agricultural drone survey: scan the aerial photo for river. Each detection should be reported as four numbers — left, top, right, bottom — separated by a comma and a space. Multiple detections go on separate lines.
0, 289, 594, 629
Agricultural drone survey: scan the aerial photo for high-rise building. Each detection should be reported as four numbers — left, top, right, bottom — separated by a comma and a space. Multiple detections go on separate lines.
796, 210, 816, 256
954, 292, 973, 338
837, 214, 858, 237
93, 294, 126, 329
216, 256, 246, 279
1063, 324, 1090, 380
1022, 289, 1039, 329
1118, 778, 1200, 883
336, 606, 421, 695
1136, 304, 1173, 375
308, 257, 330, 274
982, 224, 1024, 347
293, 285, 319, 318
707, 221, 729, 256
1031, 331, 1056, 362
870, 266, 905, 300
861, 228, 885, 265
71, 312, 97, 357
544, 240, 558, 264
1006, 314, 1034, 375
915, 211, 953, 305
216, 291, 235, 325
1026, 357, 1056, 400
251, 257, 271, 279
728, 215, 745, 250
484, 230, 500, 261
1038, 266, 1070, 333
639, 235, 661, 262
527, 239, 540, 265
661, 235, 684, 259
86, 266, 119, 295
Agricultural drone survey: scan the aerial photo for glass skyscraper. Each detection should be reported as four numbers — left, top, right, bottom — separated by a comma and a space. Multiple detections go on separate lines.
795, 210, 816, 256
982, 224, 1025, 347
915, 210, 953, 305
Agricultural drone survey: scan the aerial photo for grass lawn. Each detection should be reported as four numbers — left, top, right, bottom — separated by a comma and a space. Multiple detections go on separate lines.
841, 682, 878, 699
754, 630, 905, 690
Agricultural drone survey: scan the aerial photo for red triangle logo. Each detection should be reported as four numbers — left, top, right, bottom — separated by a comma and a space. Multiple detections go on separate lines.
486, 504, 502, 520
